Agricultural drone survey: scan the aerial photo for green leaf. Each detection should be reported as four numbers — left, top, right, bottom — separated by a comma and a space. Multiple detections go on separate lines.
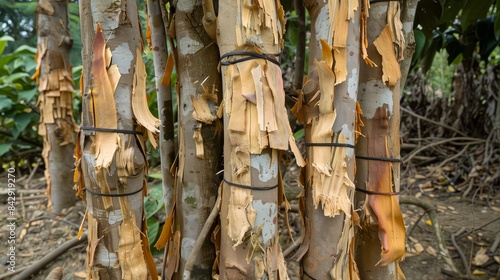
437, 0, 464, 25
0, 95, 14, 111
0, 143, 12, 156
461, 0, 494, 32
415, 0, 442, 37
495, 2, 500, 40
0, 36, 15, 56
146, 217, 160, 245
12, 112, 37, 139
477, 16, 500, 61
3, 72, 30, 84
421, 34, 443, 73
144, 184, 164, 219
18, 88, 38, 103
411, 30, 427, 67
148, 173, 163, 179
293, 128, 304, 140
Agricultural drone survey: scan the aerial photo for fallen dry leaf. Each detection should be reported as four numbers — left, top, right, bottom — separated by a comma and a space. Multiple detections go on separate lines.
472, 269, 486, 276
473, 247, 489, 266
426, 246, 437, 257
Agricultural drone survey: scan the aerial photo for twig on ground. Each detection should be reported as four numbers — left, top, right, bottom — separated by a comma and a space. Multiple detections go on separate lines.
0, 266, 28, 279
399, 195, 461, 275
404, 137, 485, 163
10, 233, 87, 280
24, 158, 42, 189
28, 215, 81, 230
451, 227, 470, 277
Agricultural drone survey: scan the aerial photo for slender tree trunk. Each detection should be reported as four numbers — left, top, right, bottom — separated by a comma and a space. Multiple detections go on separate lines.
76, 0, 159, 278
299, 0, 360, 278
171, 1, 222, 278
34, 0, 76, 214
355, 1, 411, 278
216, 0, 304, 278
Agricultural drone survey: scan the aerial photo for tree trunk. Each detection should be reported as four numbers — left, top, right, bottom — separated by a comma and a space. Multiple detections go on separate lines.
146, 0, 176, 228
145, 1, 178, 278
300, 0, 360, 278
34, 0, 77, 214
76, 0, 159, 278
216, 0, 304, 278
171, 1, 222, 278
355, 1, 409, 279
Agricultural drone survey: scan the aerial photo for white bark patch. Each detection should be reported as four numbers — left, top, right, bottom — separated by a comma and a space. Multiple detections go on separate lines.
340, 125, 354, 158
113, 43, 133, 74
347, 68, 358, 100
178, 36, 203, 55
96, 243, 118, 266
252, 200, 277, 247
315, 6, 330, 43
115, 84, 133, 127
250, 154, 277, 182
359, 80, 393, 118
91, 0, 120, 33
181, 237, 195, 260
176, 0, 196, 12
108, 210, 122, 225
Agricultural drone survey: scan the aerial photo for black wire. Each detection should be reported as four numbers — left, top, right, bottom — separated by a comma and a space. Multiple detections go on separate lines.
80, 126, 144, 135
355, 155, 401, 163
85, 186, 144, 197
220, 51, 280, 66
355, 187, 400, 196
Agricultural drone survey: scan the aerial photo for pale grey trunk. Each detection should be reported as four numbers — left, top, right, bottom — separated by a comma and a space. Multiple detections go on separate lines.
146, 0, 176, 233
173, 1, 222, 278
301, 0, 360, 278
35, 0, 76, 214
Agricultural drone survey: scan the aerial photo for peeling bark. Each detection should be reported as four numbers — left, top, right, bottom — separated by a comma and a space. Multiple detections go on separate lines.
77, 0, 159, 278
217, 1, 303, 278
34, 0, 77, 214
355, 2, 412, 279
299, 0, 360, 279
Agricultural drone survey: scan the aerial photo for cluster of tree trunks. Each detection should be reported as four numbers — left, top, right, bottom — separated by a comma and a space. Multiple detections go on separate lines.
60, 0, 418, 279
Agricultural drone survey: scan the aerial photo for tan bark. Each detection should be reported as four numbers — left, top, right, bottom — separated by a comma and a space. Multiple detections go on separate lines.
298, 0, 360, 278
170, 1, 222, 278
76, 0, 159, 278
216, 1, 304, 278
34, 0, 77, 214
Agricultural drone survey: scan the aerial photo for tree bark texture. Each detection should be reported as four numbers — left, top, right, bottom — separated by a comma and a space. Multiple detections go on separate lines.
34, 0, 77, 214
171, 1, 222, 278
76, 0, 160, 278
355, 1, 410, 279
216, 0, 304, 279
146, 0, 176, 228
299, 0, 360, 279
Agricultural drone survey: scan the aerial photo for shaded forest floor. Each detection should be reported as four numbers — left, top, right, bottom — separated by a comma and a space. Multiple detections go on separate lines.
0, 158, 498, 280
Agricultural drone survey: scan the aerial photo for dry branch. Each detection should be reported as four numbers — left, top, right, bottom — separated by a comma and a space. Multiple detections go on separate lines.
399, 195, 461, 275
11, 233, 87, 280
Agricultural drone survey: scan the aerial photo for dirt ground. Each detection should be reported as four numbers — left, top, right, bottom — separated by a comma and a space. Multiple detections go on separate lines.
0, 164, 498, 280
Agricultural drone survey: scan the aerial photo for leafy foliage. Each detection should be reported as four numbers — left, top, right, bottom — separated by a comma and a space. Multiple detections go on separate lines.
0, 36, 40, 169
412, 0, 499, 72
144, 182, 164, 254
